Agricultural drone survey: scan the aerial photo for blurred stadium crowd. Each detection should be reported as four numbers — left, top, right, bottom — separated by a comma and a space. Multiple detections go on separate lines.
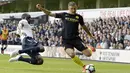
0, 15, 130, 50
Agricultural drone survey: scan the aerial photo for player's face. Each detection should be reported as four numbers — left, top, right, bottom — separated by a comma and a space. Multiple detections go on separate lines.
68, 5, 77, 14
27, 18, 31, 24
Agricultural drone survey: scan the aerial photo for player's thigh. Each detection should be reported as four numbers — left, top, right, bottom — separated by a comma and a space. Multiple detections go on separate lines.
22, 37, 36, 45
27, 52, 39, 59
74, 38, 92, 57
22, 37, 37, 49
37, 43, 45, 52
82, 49, 92, 57
4, 40, 8, 47
74, 38, 86, 51
63, 40, 75, 58
1, 40, 7, 46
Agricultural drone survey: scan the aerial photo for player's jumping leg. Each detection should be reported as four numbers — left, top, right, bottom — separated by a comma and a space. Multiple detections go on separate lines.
9, 44, 44, 65
9, 54, 43, 65
9, 36, 44, 65
19, 55, 43, 65
10, 44, 45, 57
9, 43, 44, 65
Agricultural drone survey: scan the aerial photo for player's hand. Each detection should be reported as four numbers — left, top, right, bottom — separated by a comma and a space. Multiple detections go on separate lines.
36, 4, 43, 10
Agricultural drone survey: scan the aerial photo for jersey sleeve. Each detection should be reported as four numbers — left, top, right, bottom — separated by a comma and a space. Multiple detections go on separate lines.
16, 24, 21, 35
79, 16, 85, 26
16, 20, 28, 35
55, 12, 65, 19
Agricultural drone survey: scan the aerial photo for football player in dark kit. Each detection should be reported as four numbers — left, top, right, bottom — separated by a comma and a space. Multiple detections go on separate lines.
9, 13, 45, 65
36, 1, 96, 72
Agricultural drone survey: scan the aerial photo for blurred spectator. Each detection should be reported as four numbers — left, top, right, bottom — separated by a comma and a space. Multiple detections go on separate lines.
100, 35, 109, 49
125, 41, 130, 50
117, 42, 124, 50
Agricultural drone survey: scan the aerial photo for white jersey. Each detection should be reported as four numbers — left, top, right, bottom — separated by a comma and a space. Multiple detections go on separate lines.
16, 19, 33, 43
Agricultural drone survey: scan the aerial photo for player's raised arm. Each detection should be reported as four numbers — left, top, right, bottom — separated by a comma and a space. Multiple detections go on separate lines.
82, 25, 94, 39
79, 16, 94, 39
36, 4, 56, 17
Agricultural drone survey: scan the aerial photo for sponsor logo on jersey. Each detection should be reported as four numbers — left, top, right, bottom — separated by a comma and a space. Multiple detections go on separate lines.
65, 17, 79, 22
76, 16, 79, 19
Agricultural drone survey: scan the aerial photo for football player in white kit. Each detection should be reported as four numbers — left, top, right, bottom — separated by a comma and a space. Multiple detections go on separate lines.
9, 13, 45, 65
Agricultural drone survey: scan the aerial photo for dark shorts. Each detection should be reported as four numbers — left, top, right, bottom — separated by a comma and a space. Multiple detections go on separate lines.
1, 40, 7, 45
62, 37, 87, 51
22, 37, 40, 58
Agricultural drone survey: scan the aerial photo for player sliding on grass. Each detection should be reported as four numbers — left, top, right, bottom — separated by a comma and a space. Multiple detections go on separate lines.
9, 13, 45, 65
36, 1, 96, 72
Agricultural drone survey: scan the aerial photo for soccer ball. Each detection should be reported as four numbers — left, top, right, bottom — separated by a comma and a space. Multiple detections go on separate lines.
85, 64, 96, 73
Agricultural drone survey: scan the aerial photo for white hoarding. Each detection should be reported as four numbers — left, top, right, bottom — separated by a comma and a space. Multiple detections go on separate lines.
2, 45, 130, 63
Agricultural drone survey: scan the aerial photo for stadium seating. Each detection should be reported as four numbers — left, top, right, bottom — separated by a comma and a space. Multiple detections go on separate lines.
1, 15, 130, 50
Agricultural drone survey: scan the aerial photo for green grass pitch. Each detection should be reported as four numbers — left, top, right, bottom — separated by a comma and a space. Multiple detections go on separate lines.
0, 55, 130, 73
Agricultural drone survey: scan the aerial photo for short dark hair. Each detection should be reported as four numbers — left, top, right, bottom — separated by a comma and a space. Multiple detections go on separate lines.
68, 1, 77, 7
22, 13, 31, 20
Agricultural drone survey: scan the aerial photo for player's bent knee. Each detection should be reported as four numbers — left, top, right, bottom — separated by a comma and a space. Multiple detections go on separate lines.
37, 59, 44, 65
65, 48, 75, 58
40, 47, 45, 52
86, 53, 92, 57
82, 49, 92, 57
31, 59, 43, 65
85, 51, 92, 57
68, 53, 75, 58
39, 44, 45, 52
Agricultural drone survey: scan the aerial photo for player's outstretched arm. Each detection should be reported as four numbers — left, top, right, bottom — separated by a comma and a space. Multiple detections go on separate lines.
36, 4, 56, 17
81, 25, 94, 39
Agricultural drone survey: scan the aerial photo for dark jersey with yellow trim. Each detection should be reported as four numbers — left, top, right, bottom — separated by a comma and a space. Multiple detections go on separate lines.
56, 12, 84, 40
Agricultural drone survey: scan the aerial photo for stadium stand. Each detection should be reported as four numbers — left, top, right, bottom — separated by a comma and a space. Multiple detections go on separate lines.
0, 15, 130, 50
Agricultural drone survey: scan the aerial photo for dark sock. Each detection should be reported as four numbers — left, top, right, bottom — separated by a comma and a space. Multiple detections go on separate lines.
1, 47, 3, 51
3, 47, 7, 50
18, 47, 40, 54
18, 56, 37, 65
